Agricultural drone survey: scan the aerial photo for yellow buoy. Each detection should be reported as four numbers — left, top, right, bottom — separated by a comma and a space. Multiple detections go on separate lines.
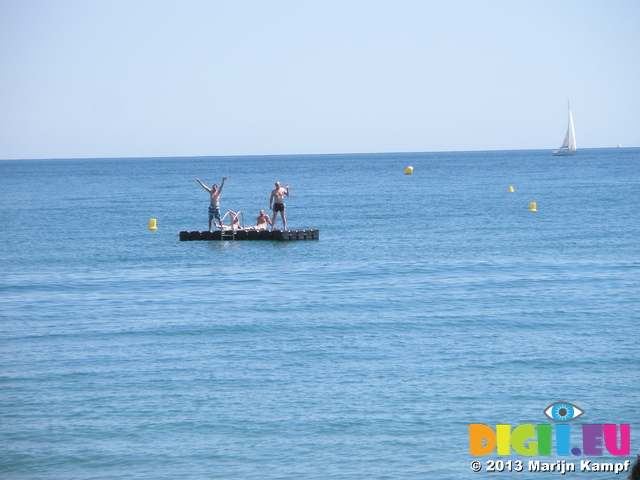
405, 166, 413, 175
530, 202, 537, 211
508, 186, 514, 193
149, 219, 158, 230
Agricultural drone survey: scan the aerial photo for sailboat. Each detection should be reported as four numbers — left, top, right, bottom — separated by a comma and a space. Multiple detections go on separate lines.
553, 101, 577, 156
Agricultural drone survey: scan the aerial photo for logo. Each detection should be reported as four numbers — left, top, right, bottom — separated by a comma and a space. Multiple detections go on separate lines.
469, 402, 630, 457
543, 402, 584, 423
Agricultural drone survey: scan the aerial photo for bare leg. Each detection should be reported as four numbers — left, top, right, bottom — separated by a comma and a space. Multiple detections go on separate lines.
271, 210, 278, 229
281, 211, 287, 230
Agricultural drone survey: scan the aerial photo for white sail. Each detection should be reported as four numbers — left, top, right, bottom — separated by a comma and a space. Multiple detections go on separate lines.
560, 128, 571, 149
567, 105, 576, 151
553, 101, 577, 156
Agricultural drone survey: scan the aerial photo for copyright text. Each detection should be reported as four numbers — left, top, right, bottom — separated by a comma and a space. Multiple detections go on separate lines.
470, 459, 631, 474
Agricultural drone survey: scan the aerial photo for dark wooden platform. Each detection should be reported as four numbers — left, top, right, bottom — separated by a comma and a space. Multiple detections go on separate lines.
179, 229, 319, 241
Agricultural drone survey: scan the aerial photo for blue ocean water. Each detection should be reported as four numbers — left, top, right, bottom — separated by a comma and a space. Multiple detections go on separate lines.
1, 149, 639, 479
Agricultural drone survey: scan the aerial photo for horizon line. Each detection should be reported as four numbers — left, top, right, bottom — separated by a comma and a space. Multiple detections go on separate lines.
1, 145, 636, 162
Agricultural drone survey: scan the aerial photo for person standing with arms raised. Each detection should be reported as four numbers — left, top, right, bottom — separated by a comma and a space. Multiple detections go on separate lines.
269, 181, 290, 230
196, 176, 227, 231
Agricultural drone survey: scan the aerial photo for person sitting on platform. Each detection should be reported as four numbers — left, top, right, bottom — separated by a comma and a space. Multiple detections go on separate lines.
236, 209, 274, 231
214, 210, 243, 230
249, 209, 273, 230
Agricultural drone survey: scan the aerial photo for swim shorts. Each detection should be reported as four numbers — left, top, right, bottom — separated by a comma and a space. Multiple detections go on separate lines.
273, 203, 285, 212
208, 205, 221, 220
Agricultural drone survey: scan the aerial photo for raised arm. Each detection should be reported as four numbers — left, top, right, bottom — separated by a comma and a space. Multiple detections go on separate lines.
196, 178, 210, 192
284, 184, 290, 196
218, 176, 227, 194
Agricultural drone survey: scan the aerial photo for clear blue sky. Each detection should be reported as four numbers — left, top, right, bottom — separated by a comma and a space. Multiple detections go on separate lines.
1, 0, 638, 159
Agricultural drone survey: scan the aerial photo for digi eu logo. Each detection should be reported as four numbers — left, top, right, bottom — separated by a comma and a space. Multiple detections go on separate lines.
469, 402, 631, 457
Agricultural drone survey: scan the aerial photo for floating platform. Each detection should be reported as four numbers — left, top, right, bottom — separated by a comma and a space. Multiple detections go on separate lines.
179, 229, 319, 241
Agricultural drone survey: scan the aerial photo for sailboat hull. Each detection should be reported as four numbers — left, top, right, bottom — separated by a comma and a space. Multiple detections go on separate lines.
553, 149, 577, 156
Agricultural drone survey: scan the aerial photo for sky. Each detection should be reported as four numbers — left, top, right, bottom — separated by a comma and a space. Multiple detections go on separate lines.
1, 0, 638, 159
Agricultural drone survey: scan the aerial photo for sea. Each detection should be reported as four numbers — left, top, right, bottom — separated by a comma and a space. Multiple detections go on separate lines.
1, 148, 638, 479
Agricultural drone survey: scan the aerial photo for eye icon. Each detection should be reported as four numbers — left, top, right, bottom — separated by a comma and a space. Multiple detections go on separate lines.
543, 402, 584, 422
